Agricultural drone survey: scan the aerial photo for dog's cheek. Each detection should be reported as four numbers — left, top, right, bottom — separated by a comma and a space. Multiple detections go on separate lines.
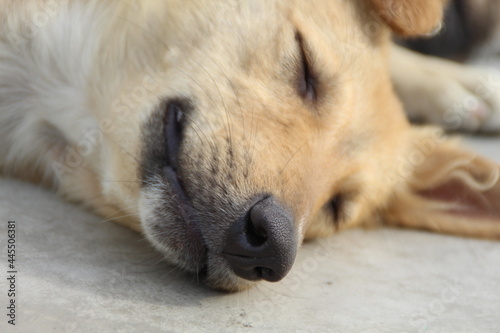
303, 211, 337, 240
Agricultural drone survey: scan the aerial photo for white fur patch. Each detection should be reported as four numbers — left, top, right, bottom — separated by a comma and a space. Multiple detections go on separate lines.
0, 1, 106, 181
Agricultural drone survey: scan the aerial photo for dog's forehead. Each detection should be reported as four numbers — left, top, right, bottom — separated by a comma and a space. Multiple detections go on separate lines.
162, 0, 379, 76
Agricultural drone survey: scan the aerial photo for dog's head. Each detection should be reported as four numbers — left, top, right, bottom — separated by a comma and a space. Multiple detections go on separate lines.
95, 0, 500, 291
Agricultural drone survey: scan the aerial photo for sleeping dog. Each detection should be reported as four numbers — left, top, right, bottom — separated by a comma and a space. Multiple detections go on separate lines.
1, 0, 499, 291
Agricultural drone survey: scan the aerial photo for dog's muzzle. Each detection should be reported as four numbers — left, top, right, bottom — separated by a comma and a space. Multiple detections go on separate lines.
159, 99, 297, 284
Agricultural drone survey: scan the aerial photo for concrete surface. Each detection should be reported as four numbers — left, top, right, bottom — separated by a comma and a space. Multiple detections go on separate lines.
0, 136, 499, 333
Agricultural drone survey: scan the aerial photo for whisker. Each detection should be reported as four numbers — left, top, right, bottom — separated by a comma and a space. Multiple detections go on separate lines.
191, 59, 234, 156
279, 140, 310, 175
208, 59, 243, 149
100, 213, 140, 224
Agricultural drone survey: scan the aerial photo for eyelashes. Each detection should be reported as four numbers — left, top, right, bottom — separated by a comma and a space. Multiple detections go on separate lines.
295, 32, 317, 102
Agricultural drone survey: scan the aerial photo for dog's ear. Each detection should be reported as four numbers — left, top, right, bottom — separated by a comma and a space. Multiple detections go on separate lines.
382, 129, 500, 239
370, 0, 449, 37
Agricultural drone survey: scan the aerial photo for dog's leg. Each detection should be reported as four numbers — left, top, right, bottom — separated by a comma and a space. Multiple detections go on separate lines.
391, 44, 500, 133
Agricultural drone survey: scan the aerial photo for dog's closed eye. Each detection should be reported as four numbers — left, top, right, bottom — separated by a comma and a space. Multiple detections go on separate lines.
327, 193, 345, 228
295, 32, 317, 102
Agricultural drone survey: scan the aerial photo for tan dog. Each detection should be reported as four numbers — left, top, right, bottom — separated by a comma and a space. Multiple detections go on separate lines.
1, 0, 499, 292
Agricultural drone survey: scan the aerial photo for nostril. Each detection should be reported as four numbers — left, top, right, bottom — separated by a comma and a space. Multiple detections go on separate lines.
245, 210, 268, 247
260, 267, 276, 281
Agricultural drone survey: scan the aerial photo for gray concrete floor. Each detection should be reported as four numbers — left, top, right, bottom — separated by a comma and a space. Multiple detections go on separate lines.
0, 136, 499, 333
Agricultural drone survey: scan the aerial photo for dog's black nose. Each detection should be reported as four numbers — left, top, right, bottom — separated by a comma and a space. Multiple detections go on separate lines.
223, 196, 297, 282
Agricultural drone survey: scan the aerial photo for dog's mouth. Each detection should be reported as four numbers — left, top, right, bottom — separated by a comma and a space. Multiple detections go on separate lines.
162, 100, 207, 264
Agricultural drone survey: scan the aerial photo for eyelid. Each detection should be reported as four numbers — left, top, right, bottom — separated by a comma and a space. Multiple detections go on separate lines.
295, 32, 317, 102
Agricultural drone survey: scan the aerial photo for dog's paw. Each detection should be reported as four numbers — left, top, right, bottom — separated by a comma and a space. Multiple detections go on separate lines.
437, 66, 500, 133
407, 65, 500, 132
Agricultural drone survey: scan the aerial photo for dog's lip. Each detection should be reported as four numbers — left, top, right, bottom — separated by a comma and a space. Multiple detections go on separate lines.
163, 166, 192, 221
163, 166, 207, 260
162, 101, 207, 263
